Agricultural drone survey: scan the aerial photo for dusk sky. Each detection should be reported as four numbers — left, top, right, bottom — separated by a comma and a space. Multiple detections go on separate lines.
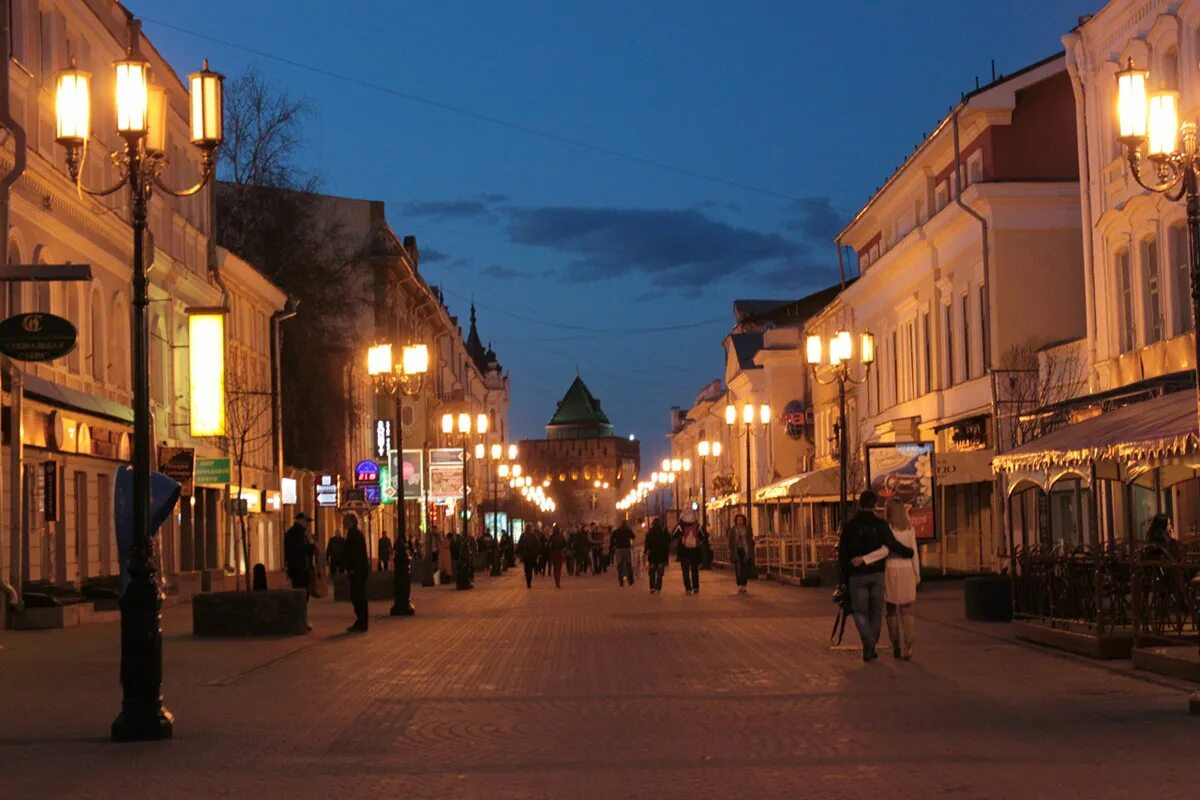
128, 0, 1093, 464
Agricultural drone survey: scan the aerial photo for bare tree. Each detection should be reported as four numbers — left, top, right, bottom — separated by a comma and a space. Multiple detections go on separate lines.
217, 355, 275, 591
994, 342, 1088, 452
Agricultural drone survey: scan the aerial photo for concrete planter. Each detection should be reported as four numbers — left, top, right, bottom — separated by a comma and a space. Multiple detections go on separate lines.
192, 589, 308, 637
1013, 620, 1132, 659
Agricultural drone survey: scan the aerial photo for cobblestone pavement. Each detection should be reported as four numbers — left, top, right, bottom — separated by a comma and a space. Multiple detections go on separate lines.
2, 567, 1198, 799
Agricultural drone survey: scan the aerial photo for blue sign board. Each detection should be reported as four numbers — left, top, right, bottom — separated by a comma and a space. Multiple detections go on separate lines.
354, 459, 380, 486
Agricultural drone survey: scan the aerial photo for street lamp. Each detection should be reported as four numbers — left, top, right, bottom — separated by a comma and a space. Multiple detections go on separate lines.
697, 439, 721, 531
56, 44, 223, 742
725, 401, 770, 527
368, 341, 429, 616
440, 411, 488, 538
1115, 59, 1200, 432
806, 329, 874, 525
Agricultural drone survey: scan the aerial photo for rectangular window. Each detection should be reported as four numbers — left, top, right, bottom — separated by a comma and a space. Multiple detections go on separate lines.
1171, 225, 1193, 335
1144, 236, 1163, 344
891, 330, 899, 406
944, 304, 954, 387
961, 294, 971, 380
967, 150, 984, 185
1117, 249, 1136, 352
922, 312, 932, 395
935, 181, 949, 212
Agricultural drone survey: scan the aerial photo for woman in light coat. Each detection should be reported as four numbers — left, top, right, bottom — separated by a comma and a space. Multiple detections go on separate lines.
884, 498, 921, 660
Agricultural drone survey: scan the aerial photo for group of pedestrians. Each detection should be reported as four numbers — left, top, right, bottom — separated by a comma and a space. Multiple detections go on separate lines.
837, 490, 921, 662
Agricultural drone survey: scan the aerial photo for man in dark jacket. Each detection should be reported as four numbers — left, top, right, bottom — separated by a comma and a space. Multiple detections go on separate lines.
838, 490, 914, 661
643, 518, 671, 594
342, 513, 371, 633
377, 534, 393, 572
611, 520, 636, 587
283, 513, 315, 630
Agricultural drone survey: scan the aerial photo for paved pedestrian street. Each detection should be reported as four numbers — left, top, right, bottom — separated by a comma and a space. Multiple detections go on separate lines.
1, 569, 1196, 799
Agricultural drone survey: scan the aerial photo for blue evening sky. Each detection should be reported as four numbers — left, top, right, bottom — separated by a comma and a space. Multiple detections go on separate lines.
127, 0, 1093, 465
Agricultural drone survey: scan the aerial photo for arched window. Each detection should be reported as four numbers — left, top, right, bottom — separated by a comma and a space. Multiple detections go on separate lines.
109, 294, 130, 390
90, 288, 105, 382
1163, 47, 1179, 90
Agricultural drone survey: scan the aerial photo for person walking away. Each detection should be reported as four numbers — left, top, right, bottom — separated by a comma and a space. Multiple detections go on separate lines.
454, 530, 475, 590
342, 513, 371, 633
883, 498, 921, 660
326, 530, 345, 577
377, 534, 393, 572
838, 490, 914, 661
565, 529, 577, 576
588, 525, 604, 575
672, 509, 704, 594
547, 525, 568, 588
574, 526, 591, 576
644, 518, 670, 594
611, 519, 636, 587
727, 512, 754, 594
517, 529, 544, 589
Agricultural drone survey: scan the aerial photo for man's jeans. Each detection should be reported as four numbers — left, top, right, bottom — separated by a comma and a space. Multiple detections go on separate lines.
648, 561, 666, 591
615, 548, 634, 584
848, 572, 885, 656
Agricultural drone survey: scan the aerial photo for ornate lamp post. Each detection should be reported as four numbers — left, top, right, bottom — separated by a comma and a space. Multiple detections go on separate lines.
805, 330, 875, 524
1115, 60, 1200, 431
440, 411, 488, 537
368, 342, 429, 616
56, 45, 223, 742
697, 439, 722, 531
725, 401, 771, 528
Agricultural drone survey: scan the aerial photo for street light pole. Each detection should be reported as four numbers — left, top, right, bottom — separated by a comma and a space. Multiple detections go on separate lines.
56, 44, 224, 742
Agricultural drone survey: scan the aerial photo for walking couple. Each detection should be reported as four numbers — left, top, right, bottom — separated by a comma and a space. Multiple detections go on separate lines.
837, 490, 921, 662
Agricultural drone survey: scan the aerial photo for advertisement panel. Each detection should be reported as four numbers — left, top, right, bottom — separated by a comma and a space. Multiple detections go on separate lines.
865, 442, 937, 541
429, 447, 465, 500
392, 449, 425, 500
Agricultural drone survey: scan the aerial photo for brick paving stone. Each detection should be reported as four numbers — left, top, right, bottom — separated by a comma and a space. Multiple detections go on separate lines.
1, 568, 1198, 799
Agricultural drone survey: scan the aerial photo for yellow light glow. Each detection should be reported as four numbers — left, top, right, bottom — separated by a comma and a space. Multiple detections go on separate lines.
490, 443, 502, 460
1116, 60, 1149, 141
508, 444, 518, 460
477, 413, 489, 434
513, 464, 522, 477
498, 464, 509, 478
832, 330, 852, 363
697, 440, 710, 457
742, 403, 754, 425
651, 471, 659, 483
661, 459, 670, 471
188, 311, 226, 437
712, 441, 722, 458
806, 334, 822, 365
670, 458, 681, 472
441, 413, 454, 434
724, 404, 736, 425
55, 68, 91, 145
1148, 89, 1180, 157
474, 443, 485, 459
861, 332, 876, 365
457, 413, 471, 434
682, 458, 692, 472
145, 84, 167, 154
402, 343, 429, 375
115, 58, 149, 135
188, 61, 224, 146
759, 404, 771, 425
367, 343, 393, 376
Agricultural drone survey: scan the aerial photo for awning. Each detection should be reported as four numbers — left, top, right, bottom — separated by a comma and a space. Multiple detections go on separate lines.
992, 390, 1198, 474
753, 466, 840, 503
707, 492, 743, 511
936, 449, 994, 486
9, 371, 134, 424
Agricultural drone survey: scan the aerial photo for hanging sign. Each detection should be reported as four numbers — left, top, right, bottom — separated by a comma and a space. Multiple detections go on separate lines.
195, 457, 231, 486
43, 461, 58, 523
158, 447, 196, 496
0, 313, 78, 362
375, 419, 393, 459
316, 473, 340, 507
355, 460, 380, 485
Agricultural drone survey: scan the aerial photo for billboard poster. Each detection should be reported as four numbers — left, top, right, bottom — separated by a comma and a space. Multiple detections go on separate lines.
391, 449, 425, 500
865, 442, 937, 542
429, 447, 465, 500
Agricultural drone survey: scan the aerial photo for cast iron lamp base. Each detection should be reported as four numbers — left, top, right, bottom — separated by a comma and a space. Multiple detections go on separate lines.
112, 708, 174, 742
390, 553, 415, 617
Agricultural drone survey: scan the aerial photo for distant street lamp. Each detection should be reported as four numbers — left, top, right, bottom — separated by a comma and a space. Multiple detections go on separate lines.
725, 401, 770, 526
368, 342, 429, 616
56, 44, 223, 742
806, 330, 874, 524
1115, 59, 1200, 431
441, 411, 488, 537
696, 439, 722, 531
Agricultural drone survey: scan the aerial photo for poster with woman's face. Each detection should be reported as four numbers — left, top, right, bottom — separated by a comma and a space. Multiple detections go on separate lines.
865, 443, 937, 541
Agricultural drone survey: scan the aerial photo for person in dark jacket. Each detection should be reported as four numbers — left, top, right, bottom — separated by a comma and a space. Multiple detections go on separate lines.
517, 530, 544, 588
325, 532, 345, 576
377, 534, 393, 572
547, 525, 568, 587
838, 490, 915, 661
644, 518, 671, 594
611, 520, 636, 587
283, 512, 315, 597
342, 513, 371, 633
672, 509, 705, 594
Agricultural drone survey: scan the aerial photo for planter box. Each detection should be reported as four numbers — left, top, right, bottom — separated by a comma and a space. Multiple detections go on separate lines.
332, 571, 399, 601
9, 602, 94, 630
1133, 645, 1200, 682
1013, 620, 1133, 659
192, 589, 308, 637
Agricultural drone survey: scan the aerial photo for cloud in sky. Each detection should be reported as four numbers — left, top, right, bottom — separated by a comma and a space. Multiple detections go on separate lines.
482, 264, 523, 279
504, 206, 801, 289
421, 247, 450, 263
785, 196, 849, 242
403, 200, 491, 218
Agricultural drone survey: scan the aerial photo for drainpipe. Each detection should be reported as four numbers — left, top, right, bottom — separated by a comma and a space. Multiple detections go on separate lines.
954, 108, 1002, 573
270, 297, 299, 478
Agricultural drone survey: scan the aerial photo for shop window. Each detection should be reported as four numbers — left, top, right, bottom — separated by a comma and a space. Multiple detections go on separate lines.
1170, 224, 1192, 335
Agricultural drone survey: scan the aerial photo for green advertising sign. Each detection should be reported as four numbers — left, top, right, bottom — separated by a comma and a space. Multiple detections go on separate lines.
195, 457, 231, 485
